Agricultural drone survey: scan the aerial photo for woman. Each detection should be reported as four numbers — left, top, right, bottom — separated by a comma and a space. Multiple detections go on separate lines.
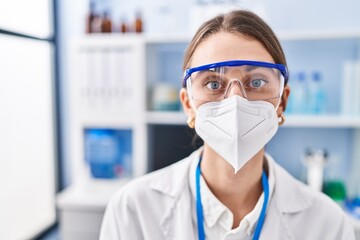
100, 10, 355, 240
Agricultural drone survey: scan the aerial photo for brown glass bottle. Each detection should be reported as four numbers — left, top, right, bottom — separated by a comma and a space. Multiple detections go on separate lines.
101, 11, 112, 33
120, 16, 128, 33
135, 11, 143, 33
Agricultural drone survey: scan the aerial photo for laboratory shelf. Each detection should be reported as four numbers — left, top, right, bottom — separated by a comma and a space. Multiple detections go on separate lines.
145, 35, 191, 44
57, 178, 130, 211
285, 115, 360, 128
147, 111, 187, 125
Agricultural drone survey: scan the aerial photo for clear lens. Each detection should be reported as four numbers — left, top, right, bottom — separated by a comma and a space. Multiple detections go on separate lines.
188, 65, 284, 105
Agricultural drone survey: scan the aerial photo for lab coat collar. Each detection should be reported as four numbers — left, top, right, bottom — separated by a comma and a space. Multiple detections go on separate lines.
261, 155, 312, 240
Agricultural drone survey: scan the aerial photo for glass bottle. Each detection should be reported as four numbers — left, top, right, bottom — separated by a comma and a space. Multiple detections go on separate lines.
120, 16, 128, 33
101, 11, 112, 33
135, 10, 143, 33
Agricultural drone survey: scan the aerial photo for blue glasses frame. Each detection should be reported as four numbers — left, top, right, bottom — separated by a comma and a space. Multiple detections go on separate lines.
183, 60, 289, 87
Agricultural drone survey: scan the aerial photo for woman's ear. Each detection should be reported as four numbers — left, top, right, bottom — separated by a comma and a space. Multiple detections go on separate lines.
277, 85, 291, 116
179, 88, 195, 117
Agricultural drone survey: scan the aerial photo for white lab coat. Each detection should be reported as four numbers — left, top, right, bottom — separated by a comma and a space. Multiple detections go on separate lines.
100, 149, 355, 240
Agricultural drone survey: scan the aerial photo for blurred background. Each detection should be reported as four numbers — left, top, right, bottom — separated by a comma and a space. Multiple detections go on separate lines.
1, 0, 360, 239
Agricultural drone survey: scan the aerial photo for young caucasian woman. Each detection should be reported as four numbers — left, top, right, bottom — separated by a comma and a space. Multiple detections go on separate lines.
100, 10, 355, 240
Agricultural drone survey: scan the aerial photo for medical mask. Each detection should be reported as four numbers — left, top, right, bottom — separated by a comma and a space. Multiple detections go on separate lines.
194, 96, 279, 173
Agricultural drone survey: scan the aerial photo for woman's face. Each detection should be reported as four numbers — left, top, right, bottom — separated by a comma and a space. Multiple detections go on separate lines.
180, 31, 290, 119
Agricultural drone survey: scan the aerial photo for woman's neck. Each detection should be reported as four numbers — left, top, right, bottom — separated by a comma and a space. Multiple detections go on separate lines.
200, 144, 264, 228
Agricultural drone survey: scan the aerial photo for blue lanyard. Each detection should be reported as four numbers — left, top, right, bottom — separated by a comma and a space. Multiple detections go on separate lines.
195, 157, 269, 240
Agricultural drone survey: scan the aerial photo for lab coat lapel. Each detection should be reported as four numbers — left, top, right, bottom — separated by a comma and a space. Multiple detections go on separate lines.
158, 186, 195, 240
271, 159, 312, 213
261, 157, 313, 239
261, 200, 296, 240
149, 150, 200, 240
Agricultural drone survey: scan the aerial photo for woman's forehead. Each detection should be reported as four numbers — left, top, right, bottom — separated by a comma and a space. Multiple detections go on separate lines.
190, 31, 275, 68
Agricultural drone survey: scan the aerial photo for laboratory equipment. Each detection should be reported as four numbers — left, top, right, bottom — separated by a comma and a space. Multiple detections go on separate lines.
303, 148, 328, 191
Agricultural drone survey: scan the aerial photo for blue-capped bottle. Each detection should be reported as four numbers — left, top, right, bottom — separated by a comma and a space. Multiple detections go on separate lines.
310, 72, 327, 114
290, 71, 307, 114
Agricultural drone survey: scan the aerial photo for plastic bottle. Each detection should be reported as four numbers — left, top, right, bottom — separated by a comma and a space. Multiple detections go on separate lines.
291, 71, 307, 114
307, 71, 326, 114
310, 72, 327, 114
304, 148, 328, 192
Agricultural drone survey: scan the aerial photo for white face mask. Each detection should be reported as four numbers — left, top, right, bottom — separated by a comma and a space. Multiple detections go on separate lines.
194, 96, 279, 173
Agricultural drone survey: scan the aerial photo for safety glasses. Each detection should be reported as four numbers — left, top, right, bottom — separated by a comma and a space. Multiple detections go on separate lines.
183, 60, 288, 104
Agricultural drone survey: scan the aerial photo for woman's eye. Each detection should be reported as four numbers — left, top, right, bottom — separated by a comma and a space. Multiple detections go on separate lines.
250, 79, 266, 88
206, 81, 221, 90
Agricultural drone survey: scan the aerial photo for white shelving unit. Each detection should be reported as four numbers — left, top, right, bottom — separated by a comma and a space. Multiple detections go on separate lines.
146, 111, 187, 124
284, 115, 360, 128
58, 35, 147, 240
146, 111, 360, 128
58, 32, 360, 239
